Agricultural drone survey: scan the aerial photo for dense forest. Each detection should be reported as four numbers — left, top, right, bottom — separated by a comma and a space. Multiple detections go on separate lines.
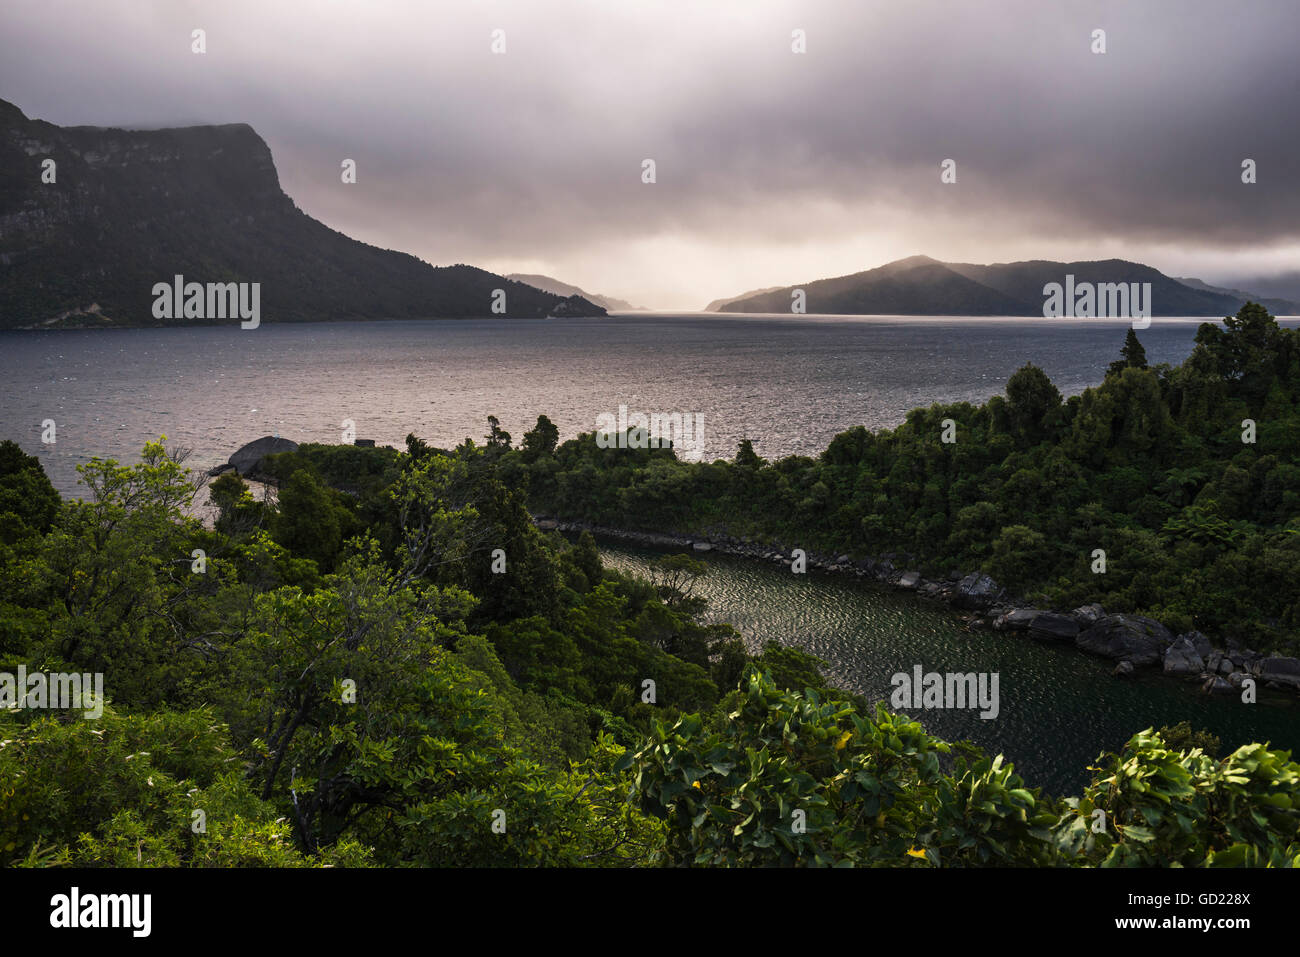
0, 304, 1297, 867
516, 303, 1300, 656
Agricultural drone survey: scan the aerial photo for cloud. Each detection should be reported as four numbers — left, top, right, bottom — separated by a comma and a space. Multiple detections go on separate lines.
2, 0, 1296, 308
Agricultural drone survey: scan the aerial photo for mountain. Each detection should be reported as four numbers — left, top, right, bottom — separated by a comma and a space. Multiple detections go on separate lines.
506, 273, 644, 312
0, 99, 604, 328
1208, 271, 1300, 307
1174, 277, 1300, 317
708, 254, 1289, 317
703, 286, 786, 312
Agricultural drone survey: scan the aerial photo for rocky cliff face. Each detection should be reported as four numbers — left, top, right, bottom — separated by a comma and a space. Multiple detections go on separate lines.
0, 99, 605, 327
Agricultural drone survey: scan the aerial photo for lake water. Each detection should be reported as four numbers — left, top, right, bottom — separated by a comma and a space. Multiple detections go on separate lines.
3, 314, 1296, 795
4, 314, 1286, 497
598, 542, 1300, 796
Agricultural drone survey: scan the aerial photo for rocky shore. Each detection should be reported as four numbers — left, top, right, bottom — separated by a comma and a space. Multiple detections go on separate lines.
536, 516, 1300, 698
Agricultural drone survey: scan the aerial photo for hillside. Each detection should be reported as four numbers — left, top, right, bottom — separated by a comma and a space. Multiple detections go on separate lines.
0, 99, 604, 327
710, 254, 1298, 317
506, 273, 644, 312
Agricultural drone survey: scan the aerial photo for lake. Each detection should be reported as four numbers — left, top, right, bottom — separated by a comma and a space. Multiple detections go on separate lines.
3, 314, 1285, 496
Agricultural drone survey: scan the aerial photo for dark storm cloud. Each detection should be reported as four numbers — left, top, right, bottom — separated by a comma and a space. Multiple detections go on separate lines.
1, 0, 1296, 308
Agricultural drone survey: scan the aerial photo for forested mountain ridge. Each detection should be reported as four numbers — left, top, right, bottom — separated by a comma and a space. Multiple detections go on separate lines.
0, 98, 604, 327
708, 254, 1300, 316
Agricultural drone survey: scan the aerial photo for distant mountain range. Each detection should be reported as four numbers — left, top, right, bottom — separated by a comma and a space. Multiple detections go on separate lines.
0, 99, 605, 328
704, 254, 1300, 317
506, 274, 644, 312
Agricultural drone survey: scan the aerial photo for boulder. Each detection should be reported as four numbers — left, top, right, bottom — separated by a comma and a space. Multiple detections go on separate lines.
897, 571, 922, 589
993, 608, 1042, 631
953, 572, 999, 609
1070, 603, 1106, 625
1113, 661, 1135, 677
1028, 613, 1080, 642
1162, 634, 1205, 676
229, 436, 298, 476
1076, 614, 1175, 666
692, 542, 713, 552
1202, 675, 1233, 695
1178, 630, 1214, 660
1260, 656, 1300, 689
207, 461, 235, 477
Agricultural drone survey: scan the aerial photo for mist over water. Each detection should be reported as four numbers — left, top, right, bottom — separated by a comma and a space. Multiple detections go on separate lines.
5, 314, 1287, 497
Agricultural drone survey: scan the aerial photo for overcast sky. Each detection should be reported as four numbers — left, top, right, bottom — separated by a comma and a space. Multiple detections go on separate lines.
2, 0, 1297, 309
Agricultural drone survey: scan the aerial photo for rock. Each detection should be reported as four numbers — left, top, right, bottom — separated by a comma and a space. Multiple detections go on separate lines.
1028, 613, 1080, 642
1205, 652, 1223, 674
918, 582, 944, 599
993, 608, 1042, 631
1076, 614, 1174, 666
354, 438, 375, 447
835, 554, 851, 565
1070, 603, 1106, 625
1202, 675, 1233, 694
1162, 634, 1205, 676
207, 462, 236, 477
953, 572, 999, 609
1178, 630, 1214, 660
692, 542, 713, 552
535, 518, 559, 531
1218, 657, 1235, 675
1113, 661, 1135, 677
1260, 656, 1300, 689
229, 436, 299, 477
897, 571, 922, 589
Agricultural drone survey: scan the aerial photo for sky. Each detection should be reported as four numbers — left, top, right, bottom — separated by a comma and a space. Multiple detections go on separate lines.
2, 0, 1297, 310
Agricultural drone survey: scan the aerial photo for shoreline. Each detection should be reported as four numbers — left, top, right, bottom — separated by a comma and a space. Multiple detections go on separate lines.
535, 516, 1300, 700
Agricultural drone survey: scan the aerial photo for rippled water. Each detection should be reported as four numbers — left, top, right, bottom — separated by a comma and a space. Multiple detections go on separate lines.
5, 314, 1290, 497
599, 544, 1300, 797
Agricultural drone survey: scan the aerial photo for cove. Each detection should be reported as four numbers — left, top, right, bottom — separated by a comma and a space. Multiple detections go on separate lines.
594, 538, 1300, 797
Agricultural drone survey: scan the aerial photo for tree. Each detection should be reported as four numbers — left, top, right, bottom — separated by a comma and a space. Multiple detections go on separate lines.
521, 414, 560, 461
1107, 328, 1149, 378
0, 440, 60, 545
1002, 363, 1062, 444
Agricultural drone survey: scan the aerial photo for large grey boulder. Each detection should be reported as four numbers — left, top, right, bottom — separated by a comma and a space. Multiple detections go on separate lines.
1260, 656, 1300, 689
1070, 603, 1106, 625
953, 572, 999, 609
897, 570, 922, 589
1163, 634, 1206, 676
229, 436, 298, 477
994, 608, 1042, 631
1076, 614, 1175, 666
1028, 613, 1081, 642
1179, 631, 1214, 660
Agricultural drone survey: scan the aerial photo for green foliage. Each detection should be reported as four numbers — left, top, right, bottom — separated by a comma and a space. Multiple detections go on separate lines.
514, 305, 1300, 654
0, 440, 60, 546
624, 668, 1058, 867
1056, 729, 1300, 867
